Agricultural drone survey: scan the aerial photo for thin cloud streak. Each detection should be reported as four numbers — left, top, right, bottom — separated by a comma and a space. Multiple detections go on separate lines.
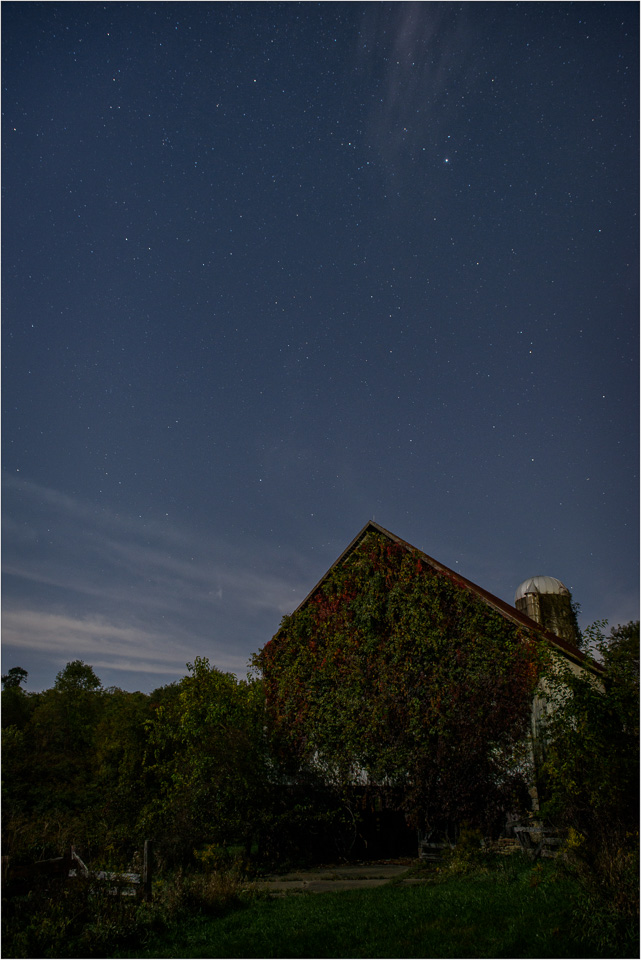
2, 476, 312, 689
2, 608, 177, 661
1, 606, 243, 678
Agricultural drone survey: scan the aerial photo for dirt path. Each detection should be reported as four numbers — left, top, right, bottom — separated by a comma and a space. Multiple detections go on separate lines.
257, 859, 423, 895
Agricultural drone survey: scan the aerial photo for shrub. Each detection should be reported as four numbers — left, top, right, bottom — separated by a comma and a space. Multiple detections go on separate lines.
541, 621, 640, 955
2, 857, 254, 959
559, 829, 639, 956
2, 875, 143, 958
440, 823, 485, 875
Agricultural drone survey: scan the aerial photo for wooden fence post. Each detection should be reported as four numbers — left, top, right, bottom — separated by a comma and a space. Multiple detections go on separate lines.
142, 840, 153, 902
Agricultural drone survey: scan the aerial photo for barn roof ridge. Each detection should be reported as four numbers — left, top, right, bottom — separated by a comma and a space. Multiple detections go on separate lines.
293, 520, 593, 670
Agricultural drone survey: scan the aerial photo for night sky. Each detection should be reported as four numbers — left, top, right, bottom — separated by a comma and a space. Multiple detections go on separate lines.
3, 2, 638, 693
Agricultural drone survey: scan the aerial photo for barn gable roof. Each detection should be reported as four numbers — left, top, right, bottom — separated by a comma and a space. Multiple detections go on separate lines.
294, 520, 592, 670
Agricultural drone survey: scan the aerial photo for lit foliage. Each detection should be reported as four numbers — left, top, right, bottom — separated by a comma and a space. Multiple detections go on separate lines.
257, 530, 548, 833
141, 658, 269, 862
540, 621, 639, 952
542, 620, 639, 829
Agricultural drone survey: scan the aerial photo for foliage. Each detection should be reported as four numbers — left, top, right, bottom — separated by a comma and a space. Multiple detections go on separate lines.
54, 659, 102, 692
570, 601, 584, 648
1, 667, 33, 733
256, 530, 548, 836
140, 658, 269, 865
1, 663, 163, 866
93, 688, 157, 852
439, 823, 486, 876
164, 861, 253, 916
2, 874, 147, 959
2, 860, 253, 959
1, 654, 350, 872
540, 620, 640, 954
2, 666, 29, 690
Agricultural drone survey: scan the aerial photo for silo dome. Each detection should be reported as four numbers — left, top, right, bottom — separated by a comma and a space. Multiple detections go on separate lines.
514, 575, 579, 646
514, 576, 570, 604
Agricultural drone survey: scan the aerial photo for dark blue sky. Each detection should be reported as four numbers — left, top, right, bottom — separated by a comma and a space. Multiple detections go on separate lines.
3, 2, 638, 692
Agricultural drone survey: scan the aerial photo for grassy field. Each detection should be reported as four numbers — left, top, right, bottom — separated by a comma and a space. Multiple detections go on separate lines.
110, 857, 601, 960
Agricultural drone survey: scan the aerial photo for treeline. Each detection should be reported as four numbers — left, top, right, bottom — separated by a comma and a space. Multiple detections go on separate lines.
1, 657, 348, 870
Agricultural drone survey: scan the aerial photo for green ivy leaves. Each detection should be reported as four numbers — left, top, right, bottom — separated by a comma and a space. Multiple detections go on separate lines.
256, 530, 548, 832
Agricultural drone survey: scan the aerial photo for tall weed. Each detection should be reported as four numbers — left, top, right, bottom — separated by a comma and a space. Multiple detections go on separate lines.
2, 861, 252, 958
560, 830, 639, 956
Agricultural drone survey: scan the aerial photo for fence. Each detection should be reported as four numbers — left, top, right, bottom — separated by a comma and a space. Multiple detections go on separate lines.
3, 841, 154, 900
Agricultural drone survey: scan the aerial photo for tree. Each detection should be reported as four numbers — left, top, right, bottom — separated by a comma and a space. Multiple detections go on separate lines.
2, 668, 32, 731
9, 662, 107, 858
54, 659, 102, 692
141, 658, 270, 864
92, 688, 155, 855
2, 667, 28, 690
2, 669, 34, 839
256, 530, 548, 838
540, 621, 639, 953
605, 620, 640, 689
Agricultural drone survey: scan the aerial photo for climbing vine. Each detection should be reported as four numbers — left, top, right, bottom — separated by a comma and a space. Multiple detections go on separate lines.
256, 530, 549, 833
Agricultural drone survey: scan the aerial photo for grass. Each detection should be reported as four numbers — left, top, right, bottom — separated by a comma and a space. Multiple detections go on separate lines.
109, 856, 604, 959
5, 854, 632, 958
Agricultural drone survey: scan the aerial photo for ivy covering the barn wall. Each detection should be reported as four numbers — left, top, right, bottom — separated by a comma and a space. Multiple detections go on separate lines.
257, 530, 550, 834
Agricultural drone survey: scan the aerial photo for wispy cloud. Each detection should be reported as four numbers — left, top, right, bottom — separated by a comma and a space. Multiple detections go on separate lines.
358, 3, 477, 171
2, 608, 182, 671
2, 475, 312, 689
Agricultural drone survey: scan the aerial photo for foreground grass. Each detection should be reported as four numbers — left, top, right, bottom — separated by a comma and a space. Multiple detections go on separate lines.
112, 858, 598, 959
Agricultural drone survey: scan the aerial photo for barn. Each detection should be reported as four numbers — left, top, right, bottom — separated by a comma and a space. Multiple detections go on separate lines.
258, 521, 592, 857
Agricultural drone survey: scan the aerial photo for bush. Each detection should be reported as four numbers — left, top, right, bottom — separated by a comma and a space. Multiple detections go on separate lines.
541, 621, 640, 956
2, 858, 254, 959
166, 869, 249, 917
439, 823, 485, 876
559, 828, 639, 956
2, 875, 143, 959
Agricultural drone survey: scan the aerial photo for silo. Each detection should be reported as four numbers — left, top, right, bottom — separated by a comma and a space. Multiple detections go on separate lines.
514, 575, 581, 647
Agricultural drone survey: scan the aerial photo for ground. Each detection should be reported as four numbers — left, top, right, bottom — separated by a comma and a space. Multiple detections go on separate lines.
257, 859, 425, 894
